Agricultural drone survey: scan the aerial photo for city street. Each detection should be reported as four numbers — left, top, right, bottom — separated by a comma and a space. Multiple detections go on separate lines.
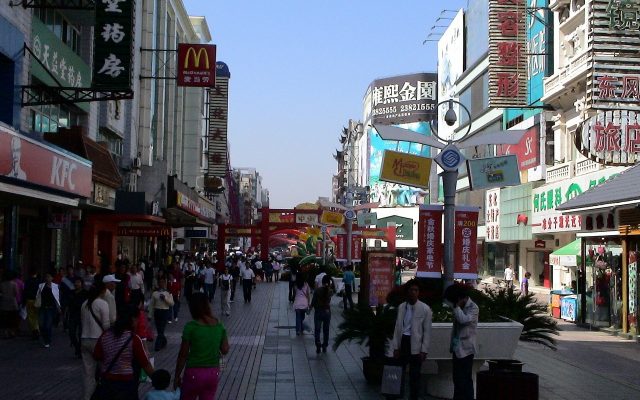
1, 281, 639, 400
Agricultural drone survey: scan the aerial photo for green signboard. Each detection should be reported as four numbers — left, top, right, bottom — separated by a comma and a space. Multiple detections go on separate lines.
31, 17, 90, 111
377, 215, 414, 241
93, 0, 134, 90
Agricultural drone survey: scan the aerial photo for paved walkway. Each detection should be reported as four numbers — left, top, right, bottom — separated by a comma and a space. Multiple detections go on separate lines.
1, 281, 640, 399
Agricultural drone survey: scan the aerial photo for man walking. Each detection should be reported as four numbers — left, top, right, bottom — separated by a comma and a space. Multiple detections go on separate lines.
203, 263, 216, 302
342, 264, 355, 310
392, 280, 432, 400
449, 284, 479, 400
504, 264, 514, 289
241, 263, 256, 303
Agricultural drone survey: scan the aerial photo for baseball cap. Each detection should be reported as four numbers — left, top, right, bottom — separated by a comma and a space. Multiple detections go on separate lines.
102, 274, 121, 283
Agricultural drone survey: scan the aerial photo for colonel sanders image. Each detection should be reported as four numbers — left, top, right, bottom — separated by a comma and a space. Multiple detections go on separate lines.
8, 136, 27, 180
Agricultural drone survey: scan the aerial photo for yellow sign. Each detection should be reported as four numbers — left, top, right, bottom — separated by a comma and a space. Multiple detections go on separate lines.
184, 47, 210, 69
294, 202, 319, 210
380, 150, 432, 189
320, 211, 345, 226
306, 227, 321, 237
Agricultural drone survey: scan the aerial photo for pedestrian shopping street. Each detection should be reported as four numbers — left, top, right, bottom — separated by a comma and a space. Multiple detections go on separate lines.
1, 281, 639, 400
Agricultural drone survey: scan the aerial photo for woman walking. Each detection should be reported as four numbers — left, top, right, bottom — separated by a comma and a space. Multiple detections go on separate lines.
92, 305, 154, 400
80, 287, 111, 400
174, 292, 230, 400
293, 274, 310, 336
149, 277, 174, 351
219, 267, 233, 317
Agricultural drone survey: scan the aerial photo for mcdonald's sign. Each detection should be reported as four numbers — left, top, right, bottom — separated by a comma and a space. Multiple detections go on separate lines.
177, 43, 216, 87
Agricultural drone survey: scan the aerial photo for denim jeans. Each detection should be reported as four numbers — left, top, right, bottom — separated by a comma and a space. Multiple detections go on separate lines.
242, 279, 253, 302
171, 295, 181, 320
154, 308, 170, 350
295, 309, 307, 334
452, 354, 475, 400
314, 308, 331, 347
401, 335, 423, 400
204, 283, 216, 302
343, 284, 354, 310
39, 307, 57, 345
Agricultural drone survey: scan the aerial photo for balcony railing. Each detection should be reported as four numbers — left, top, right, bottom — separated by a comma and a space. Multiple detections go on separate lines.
543, 51, 591, 99
546, 162, 574, 183
575, 158, 601, 176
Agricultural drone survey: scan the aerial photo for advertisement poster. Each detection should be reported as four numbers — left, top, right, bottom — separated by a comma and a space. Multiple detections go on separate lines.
369, 73, 437, 125
495, 125, 540, 171
380, 150, 432, 189
368, 252, 395, 307
467, 155, 521, 190
335, 234, 346, 261
368, 121, 433, 207
437, 9, 464, 139
417, 205, 443, 278
454, 207, 479, 279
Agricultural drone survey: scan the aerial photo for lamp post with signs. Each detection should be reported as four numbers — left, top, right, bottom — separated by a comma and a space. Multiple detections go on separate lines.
373, 99, 527, 290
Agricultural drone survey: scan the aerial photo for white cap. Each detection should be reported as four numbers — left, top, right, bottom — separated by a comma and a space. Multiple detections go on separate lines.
102, 274, 121, 283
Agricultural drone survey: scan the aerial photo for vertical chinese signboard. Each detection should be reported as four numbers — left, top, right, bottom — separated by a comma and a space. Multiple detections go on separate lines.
488, 0, 527, 107
485, 188, 501, 242
177, 44, 216, 87
334, 234, 361, 262
588, 0, 640, 112
207, 62, 230, 178
93, 0, 135, 90
367, 252, 395, 307
417, 205, 443, 278
454, 207, 479, 279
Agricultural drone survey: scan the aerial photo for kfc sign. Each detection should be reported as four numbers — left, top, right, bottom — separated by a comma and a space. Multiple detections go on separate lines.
0, 125, 91, 197
496, 125, 540, 171
177, 44, 216, 87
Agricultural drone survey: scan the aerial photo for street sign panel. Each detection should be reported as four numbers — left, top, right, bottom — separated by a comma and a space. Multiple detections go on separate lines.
435, 144, 465, 171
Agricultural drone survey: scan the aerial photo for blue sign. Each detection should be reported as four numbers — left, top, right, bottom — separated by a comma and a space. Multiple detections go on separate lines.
560, 295, 577, 322
527, 0, 551, 105
185, 229, 208, 238
435, 144, 465, 172
466, 155, 521, 190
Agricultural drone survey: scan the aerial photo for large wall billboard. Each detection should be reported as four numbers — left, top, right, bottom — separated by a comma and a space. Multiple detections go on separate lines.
368, 121, 433, 207
369, 73, 438, 125
438, 9, 464, 139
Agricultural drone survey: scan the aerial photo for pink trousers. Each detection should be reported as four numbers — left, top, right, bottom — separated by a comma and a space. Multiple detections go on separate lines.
181, 367, 220, 400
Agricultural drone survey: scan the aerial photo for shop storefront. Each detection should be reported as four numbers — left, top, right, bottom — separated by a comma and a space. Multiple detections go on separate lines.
0, 124, 91, 275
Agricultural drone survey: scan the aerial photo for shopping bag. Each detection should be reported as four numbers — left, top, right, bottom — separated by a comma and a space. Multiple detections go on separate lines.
380, 363, 404, 398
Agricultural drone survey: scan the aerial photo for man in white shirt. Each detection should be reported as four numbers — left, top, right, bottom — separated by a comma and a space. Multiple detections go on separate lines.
80, 294, 110, 400
504, 264, 514, 289
100, 274, 119, 324
203, 264, 217, 302
392, 280, 432, 400
241, 265, 256, 303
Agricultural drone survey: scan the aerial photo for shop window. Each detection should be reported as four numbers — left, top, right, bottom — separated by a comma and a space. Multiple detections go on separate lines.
596, 214, 604, 230
585, 215, 593, 230
606, 213, 614, 229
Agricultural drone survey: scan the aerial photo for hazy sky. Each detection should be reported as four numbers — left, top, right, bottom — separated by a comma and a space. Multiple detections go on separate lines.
184, 0, 467, 208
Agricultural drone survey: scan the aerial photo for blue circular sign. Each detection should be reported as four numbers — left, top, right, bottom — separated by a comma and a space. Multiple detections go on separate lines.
441, 149, 461, 169
344, 210, 356, 220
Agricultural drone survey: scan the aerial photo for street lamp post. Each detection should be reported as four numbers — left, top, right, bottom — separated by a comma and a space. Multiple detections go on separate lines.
373, 100, 527, 292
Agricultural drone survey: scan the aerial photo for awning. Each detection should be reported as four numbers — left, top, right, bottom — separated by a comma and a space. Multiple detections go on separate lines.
550, 239, 581, 267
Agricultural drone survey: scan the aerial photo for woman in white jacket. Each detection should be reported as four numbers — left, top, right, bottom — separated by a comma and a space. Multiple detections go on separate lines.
35, 273, 61, 348
80, 287, 110, 400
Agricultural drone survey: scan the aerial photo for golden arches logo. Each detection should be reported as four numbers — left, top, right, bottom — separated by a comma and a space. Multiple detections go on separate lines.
184, 47, 210, 69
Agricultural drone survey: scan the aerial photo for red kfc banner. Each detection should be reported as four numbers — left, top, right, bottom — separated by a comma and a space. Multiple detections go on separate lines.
177, 44, 216, 87
417, 205, 443, 278
454, 207, 480, 279
0, 125, 92, 198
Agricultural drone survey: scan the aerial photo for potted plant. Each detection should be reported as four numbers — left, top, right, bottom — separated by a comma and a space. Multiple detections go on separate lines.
333, 304, 397, 384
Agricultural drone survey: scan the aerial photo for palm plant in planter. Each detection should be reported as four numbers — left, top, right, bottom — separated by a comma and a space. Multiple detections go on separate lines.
333, 304, 397, 383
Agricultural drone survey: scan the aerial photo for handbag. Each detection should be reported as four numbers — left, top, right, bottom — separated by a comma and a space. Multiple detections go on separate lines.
91, 335, 133, 400
381, 362, 405, 397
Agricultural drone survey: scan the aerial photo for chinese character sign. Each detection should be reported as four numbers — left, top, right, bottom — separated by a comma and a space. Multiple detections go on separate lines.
177, 44, 216, 87
369, 73, 438, 125
488, 0, 527, 107
454, 207, 479, 279
578, 110, 640, 166
485, 188, 501, 242
334, 234, 347, 261
417, 206, 443, 278
93, 0, 135, 89
367, 252, 395, 307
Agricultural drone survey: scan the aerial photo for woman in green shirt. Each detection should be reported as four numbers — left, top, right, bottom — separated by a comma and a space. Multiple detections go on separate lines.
174, 292, 229, 400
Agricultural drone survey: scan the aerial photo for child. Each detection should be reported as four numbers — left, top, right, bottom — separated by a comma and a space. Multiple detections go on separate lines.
144, 369, 180, 400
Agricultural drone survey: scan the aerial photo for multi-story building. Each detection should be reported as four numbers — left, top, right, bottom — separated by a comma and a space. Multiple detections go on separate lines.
0, 1, 218, 274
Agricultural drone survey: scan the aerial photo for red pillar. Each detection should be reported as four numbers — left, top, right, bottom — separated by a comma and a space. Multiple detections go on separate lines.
217, 224, 226, 271
260, 207, 270, 260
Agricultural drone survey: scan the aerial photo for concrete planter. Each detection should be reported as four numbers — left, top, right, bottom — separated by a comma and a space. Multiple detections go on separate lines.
420, 321, 524, 399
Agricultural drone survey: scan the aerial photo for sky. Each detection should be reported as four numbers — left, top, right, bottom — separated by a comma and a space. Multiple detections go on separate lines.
184, 0, 468, 208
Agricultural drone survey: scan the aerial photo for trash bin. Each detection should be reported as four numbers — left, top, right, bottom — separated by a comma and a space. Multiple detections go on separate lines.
476, 367, 538, 400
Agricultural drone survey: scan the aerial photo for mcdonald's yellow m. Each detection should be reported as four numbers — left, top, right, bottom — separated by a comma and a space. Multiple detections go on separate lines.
184, 47, 210, 69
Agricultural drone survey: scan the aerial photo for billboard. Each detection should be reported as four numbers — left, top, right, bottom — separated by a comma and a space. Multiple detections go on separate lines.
369, 73, 437, 125
93, 0, 134, 90
454, 207, 480, 279
177, 44, 216, 87
495, 124, 540, 171
577, 110, 640, 166
527, 0, 550, 105
368, 121, 433, 207
379, 150, 432, 189
488, 0, 527, 107
207, 61, 229, 177
417, 205, 443, 278
438, 9, 464, 139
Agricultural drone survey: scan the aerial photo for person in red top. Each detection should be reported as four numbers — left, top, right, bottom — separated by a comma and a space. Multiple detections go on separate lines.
168, 267, 183, 323
93, 304, 154, 400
